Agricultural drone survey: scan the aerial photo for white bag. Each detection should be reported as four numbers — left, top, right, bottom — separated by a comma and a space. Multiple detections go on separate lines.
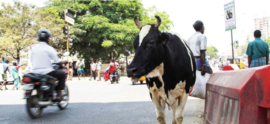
189, 70, 211, 99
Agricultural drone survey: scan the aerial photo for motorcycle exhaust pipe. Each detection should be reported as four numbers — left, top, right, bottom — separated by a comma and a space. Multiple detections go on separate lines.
38, 101, 53, 106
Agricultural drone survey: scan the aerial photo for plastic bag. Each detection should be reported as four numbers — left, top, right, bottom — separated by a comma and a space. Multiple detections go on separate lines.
189, 70, 211, 99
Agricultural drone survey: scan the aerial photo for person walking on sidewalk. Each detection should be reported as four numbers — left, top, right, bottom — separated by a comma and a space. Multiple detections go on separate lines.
76, 59, 83, 80
68, 62, 74, 80
10, 62, 21, 90
89, 61, 96, 81
1, 60, 10, 90
81, 60, 86, 79
246, 30, 269, 68
96, 59, 102, 81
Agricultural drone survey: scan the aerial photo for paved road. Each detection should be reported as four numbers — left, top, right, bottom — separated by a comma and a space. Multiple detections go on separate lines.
0, 77, 204, 124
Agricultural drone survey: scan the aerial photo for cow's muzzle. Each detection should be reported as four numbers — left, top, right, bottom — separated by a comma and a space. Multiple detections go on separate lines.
126, 67, 137, 78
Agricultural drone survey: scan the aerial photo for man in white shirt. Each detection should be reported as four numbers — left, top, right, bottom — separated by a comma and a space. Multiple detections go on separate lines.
96, 59, 102, 81
31, 29, 67, 100
187, 20, 209, 76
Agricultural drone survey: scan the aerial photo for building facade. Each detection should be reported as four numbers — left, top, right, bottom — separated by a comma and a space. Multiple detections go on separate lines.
254, 16, 270, 39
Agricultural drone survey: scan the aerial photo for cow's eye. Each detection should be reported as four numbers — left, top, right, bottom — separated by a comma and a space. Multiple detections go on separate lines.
147, 40, 154, 46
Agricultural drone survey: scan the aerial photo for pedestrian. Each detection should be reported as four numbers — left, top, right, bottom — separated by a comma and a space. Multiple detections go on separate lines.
0, 60, 10, 90
76, 59, 83, 80
2, 57, 5, 64
246, 30, 269, 68
68, 62, 74, 80
187, 20, 212, 98
10, 62, 20, 90
81, 60, 86, 79
187, 20, 212, 75
89, 61, 96, 81
96, 59, 102, 81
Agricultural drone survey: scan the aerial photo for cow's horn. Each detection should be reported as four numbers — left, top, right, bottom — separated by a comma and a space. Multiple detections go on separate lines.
155, 15, 161, 28
134, 16, 142, 29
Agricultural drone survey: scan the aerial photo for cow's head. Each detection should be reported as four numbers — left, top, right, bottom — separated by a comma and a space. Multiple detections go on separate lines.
127, 16, 169, 78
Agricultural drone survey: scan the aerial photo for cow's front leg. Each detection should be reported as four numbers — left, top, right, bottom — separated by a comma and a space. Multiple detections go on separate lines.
151, 92, 166, 124
172, 92, 188, 124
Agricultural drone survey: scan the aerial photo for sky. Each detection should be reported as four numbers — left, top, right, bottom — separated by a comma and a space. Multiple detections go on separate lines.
1, 0, 270, 55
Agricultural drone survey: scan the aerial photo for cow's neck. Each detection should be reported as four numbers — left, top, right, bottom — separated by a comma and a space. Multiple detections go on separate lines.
145, 63, 164, 79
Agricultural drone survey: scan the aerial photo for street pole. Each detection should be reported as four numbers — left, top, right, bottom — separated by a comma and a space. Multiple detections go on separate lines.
66, 23, 69, 76
231, 30, 234, 64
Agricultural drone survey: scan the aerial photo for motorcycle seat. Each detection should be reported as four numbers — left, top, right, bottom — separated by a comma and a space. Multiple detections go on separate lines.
23, 73, 57, 82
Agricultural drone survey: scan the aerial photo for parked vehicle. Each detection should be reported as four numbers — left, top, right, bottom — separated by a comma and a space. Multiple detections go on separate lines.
22, 64, 69, 118
131, 76, 146, 85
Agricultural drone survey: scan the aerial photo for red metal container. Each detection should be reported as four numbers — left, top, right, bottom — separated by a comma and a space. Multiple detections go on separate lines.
204, 65, 270, 124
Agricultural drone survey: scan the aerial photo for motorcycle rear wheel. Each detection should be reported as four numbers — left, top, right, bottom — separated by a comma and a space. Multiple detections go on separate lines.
26, 95, 43, 118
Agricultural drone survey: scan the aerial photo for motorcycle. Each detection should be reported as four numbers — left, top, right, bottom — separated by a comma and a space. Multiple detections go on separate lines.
110, 71, 119, 84
22, 64, 69, 118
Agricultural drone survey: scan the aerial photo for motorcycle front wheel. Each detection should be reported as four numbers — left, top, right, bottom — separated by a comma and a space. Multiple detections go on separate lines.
26, 95, 43, 118
58, 85, 69, 110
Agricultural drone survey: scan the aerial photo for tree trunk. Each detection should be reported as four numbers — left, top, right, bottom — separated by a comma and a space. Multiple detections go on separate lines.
115, 53, 120, 60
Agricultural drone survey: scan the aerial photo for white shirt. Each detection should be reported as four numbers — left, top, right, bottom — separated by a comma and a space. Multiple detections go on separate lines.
96, 62, 102, 70
91, 63, 96, 71
31, 42, 60, 74
187, 32, 207, 56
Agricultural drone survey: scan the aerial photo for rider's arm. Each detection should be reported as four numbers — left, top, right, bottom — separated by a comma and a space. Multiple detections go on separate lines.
50, 48, 67, 64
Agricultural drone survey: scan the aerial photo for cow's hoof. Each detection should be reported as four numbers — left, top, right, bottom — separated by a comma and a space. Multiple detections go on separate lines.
172, 120, 177, 124
176, 116, 183, 124
157, 117, 166, 124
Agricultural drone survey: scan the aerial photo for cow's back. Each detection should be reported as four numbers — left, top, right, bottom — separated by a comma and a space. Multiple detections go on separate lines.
162, 33, 196, 95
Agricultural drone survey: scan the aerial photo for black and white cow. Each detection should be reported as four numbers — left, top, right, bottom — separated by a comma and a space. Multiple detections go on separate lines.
127, 16, 196, 124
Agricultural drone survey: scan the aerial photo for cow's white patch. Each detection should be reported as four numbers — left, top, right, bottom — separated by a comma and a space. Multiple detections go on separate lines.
170, 31, 194, 72
167, 81, 186, 106
139, 25, 151, 46
148, 76, 188, 124
148, 76, 166, 124
146, 63, 164, 78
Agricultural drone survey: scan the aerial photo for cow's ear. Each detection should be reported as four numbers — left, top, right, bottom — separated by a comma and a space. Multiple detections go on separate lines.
159, 33, 169, 44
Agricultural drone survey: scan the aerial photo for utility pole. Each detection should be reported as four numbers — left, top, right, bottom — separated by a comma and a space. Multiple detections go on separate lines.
63, 9, 76, 76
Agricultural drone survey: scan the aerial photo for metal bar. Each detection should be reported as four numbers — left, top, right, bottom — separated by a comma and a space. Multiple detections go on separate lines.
231, 30, 234, 64
66, 23, 69, 76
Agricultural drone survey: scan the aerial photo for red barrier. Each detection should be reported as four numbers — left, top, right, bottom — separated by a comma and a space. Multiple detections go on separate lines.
223, 64, 239, 71
204, 65, 270, 124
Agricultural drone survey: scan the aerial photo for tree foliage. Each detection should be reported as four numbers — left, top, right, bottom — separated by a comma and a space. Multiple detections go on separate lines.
46, 0, 174, 61
0, 1, 65, 60
206, 46, 219, 59
265, 37, 270, 47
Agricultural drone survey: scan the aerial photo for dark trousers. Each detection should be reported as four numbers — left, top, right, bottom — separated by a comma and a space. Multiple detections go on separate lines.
47, 70, 65, 90
90, 70, 96, 80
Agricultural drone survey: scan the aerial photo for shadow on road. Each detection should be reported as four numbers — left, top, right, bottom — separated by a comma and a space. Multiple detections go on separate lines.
0, 99, 204, 124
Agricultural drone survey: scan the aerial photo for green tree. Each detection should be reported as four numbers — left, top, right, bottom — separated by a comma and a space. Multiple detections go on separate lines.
46, 0, 174, 61
237, 41, 249, 56
265, 37, 270, 47
206, 46, 219, 59
0, 1, 65, 60
0, 2, 38, 60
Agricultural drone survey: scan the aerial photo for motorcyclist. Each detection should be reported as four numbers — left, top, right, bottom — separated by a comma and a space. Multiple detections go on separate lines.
30, 29, 67, 101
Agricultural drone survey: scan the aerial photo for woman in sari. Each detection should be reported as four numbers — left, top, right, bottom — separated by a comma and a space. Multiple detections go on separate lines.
11, 62, 20, 90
